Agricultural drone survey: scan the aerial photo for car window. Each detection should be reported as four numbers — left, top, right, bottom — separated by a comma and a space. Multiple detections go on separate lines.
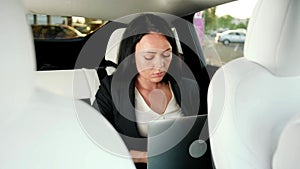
48, 26, 62, 38
193, 1, 257, 67
62, 27, 77, 37
28, 14, 108, 40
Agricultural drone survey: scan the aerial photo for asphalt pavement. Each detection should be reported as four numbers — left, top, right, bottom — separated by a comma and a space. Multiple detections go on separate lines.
201, 35, 244, 67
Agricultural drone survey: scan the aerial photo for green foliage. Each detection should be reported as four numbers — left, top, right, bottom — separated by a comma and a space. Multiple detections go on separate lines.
203, 7, 217, 31
203, 9, 249, 33
217, 15, 234, 29
234, 22, 248, 29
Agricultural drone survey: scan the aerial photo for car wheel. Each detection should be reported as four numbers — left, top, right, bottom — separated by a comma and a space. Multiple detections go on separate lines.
223, 39, 230, 46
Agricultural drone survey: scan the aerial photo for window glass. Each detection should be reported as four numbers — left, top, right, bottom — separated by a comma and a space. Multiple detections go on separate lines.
28, 14, 108, 39
194, 0, 257, 67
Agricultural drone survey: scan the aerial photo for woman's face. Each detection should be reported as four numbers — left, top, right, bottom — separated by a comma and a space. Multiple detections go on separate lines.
135, 33, 172, 83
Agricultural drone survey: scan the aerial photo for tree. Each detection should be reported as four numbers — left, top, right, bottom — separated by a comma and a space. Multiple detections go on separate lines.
204, 7, 217, 32
217, 15, 234, 29
235, 22, 247, 29
203, 7, 250, 33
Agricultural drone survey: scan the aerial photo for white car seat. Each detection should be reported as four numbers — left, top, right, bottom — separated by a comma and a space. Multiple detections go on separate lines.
208, 0, 300, 168
273, 113, 300, 169
0, 0, 136, 169
35, 69, 100, 105
104, 28, 126, 76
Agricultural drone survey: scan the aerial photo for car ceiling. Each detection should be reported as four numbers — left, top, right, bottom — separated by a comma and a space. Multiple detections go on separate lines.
24, 0, 235, 21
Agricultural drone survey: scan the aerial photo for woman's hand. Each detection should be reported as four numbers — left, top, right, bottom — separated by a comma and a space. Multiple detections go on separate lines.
129, 150, 148, 163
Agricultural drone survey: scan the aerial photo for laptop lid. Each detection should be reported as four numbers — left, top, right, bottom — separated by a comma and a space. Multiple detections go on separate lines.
147, 115, 212, 169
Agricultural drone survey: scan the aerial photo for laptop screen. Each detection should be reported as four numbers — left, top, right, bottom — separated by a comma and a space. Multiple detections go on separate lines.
147, 115, 213, 169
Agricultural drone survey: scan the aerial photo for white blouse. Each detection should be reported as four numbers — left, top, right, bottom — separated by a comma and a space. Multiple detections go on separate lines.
134, 84, 183, 137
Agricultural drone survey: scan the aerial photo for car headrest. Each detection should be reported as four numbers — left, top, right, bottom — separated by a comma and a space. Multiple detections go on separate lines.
0, 0, 36, 118
104, 28, 126, 76
244, 0, 300, 77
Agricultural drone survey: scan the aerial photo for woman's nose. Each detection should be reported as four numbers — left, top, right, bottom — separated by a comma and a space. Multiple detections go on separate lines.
153, 56, 165, 68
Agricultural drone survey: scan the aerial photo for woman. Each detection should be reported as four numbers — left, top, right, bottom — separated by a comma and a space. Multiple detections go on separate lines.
95, 13, 204, 168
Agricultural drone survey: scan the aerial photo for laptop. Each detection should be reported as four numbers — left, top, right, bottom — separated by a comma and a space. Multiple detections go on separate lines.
147, 115, 213, 169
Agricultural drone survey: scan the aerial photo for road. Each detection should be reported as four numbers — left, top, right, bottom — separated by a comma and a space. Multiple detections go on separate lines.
201, 35, 244, 67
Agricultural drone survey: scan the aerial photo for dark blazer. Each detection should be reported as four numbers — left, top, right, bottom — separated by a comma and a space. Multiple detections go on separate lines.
93, 74, 205, 151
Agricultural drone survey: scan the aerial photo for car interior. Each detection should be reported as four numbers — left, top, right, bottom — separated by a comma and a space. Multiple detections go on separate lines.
1, 0, 299, 168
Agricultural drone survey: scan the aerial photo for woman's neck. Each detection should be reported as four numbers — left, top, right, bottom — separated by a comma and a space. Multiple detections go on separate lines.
135, 76, 162, 91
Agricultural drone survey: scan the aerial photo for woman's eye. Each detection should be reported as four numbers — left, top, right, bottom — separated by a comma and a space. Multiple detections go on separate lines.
144, 55, 155, 60
162, 51, 172, 57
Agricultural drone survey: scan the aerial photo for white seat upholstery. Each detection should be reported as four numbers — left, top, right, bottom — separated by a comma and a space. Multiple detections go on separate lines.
104, 28, 126, 75
36, 68, 100, 104
273, 113, 300, 169
0, 0, 136, 169
208, 0, 300, 168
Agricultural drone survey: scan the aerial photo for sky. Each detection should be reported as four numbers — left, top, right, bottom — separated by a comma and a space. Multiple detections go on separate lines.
216, 0, 258, 19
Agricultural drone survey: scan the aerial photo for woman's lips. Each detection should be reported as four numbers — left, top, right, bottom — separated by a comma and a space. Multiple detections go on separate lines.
152, 71, 165, 78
